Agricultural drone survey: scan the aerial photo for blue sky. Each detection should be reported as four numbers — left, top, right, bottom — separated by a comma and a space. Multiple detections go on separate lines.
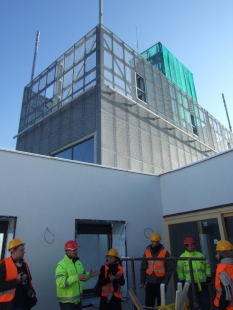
1, 0, 233, 150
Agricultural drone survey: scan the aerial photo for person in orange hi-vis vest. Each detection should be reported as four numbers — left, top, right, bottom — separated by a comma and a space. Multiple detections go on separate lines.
140, 232, 173, 308
97, 248, 125, 310
214, 240, 233, 310
0, 238, 37, 310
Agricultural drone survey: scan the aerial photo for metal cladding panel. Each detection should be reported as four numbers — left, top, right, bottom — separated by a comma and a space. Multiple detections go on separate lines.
34, 128, 41, 144
114, 97, 127, 121
101, 110, 115, 151
116, 154, 129, 170
60, 127, 70, 147
32, 143, 40, 154
71, 101, 83, 123
160, 130, 169, 143
129, 125, 141, 161
185, 152, 192, 165
41, 122, 50, 140
127, 105, 140, 127
146, 81, 157, 111
101, 148, 115, 167
71, 122, 83, 142
161, 141, 172, 171
154, 166, 164, 175
170, 144, 179, 170
138, 108, 150, 132
60, 110, 71, 129
141, 130, 152, 165
101, 95, 115, 115
40, 138, 49, 155
144, 62, 154, 83
16, 137, 25, 151
84, 96, 96, 117
50, 117, 60, 135
130, 158, 142, 172
151, 135, 163, 169
115, 118, 128, 157
155, 86, 165, 115
83, 113, 96, 136
177, 148, 186, 167
153, 70, 162, 88
49, 133, 59, 152
168, 134, 177, 147
143, 163, 154, 174
135, 56, 144, 77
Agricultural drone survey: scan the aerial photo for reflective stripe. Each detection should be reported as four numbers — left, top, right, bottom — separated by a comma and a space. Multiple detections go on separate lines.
197, 269, 204, 273
65, 279, 69, 287
216, 296, 220, 301
177, 266, 183, 271
0, 289, 15, 296
154, 261, 164, 267
229, 302, 233, 306
56, 274, 64, 279
216, 289, 222, 293
58, 294, 81, 302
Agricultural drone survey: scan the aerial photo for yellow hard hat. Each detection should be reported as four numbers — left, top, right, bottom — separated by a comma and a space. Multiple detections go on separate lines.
216, 240, 233, 251
107, 248, 119, 257
8, 238, 25, 251
150, 232, 162, 242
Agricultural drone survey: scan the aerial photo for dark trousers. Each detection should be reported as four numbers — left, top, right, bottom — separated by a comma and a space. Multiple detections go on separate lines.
187, 284, 210, 310
59, 302, 83, 310
145, 282, 162, 307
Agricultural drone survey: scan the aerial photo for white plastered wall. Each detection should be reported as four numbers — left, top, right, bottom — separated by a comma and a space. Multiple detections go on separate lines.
0, 148, 164, 309
160, 149, 233, 216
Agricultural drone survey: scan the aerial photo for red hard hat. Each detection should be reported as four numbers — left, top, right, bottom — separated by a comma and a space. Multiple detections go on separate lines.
184, 237, 196, 245
64, 240, 79, 251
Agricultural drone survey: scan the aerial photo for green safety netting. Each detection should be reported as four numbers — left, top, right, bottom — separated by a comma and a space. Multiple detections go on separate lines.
140, 42, 197, 102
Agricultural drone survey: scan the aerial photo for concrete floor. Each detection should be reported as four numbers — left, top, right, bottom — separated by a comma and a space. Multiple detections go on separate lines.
84, 300, 132, 309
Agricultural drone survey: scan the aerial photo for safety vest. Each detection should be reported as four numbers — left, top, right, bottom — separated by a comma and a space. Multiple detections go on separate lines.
0, 257, 17, 302
101, 264, 124, 299
214, 264, 233, 310
0, 257, 32, 302
145, 248, 167, 277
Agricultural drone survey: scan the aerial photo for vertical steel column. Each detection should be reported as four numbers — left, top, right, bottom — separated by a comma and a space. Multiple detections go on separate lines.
188, 258, 200, 310
31, 31, 40, 82
222, 93, 232, 132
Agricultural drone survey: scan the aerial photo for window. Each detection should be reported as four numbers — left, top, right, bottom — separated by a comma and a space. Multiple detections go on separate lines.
136, 74, 146, 102
75, 220, 127, 298
191, 114, 198, 136
54, 138, 94, 164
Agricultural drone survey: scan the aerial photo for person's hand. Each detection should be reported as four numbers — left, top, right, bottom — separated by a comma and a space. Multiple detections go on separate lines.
17, 272, 27, 283
109, 275, 115, 281
140, 283, 146, 289
90, 268, 100, 277
78, 273, 86, 281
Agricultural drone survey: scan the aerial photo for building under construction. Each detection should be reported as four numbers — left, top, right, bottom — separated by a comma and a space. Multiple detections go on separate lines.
15, 24, 233, 173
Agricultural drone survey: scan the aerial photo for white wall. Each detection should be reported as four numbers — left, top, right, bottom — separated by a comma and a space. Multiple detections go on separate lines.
0, 148, 165, 309
160, 149, 233, 216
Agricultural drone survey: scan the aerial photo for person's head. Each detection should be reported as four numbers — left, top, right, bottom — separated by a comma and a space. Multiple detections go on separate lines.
106, 248, 119, 264
215, 240, 233, 262
8, 238, 25, 261
184, 237, 196, 252
150, 232, 162, 248
64, 240, 79, 259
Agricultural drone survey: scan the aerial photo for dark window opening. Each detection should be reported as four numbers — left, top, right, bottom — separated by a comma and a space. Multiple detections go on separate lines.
191, 114, 198, 136
54, 137, 94, 163
136, 74, 146, 103
0, 221, 8, 260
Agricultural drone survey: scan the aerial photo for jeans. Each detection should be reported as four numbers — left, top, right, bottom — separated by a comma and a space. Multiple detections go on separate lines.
187, 284, 210, 310
59, 302, 83, 310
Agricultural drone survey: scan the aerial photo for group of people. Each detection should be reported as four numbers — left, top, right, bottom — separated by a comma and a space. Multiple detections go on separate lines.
140, 232, 233, 310
1, 234, 233, 310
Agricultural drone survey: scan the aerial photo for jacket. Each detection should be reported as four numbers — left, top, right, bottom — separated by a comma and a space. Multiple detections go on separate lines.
101, 264, 124, 299
140, 244, 173, 285
176, 250, 211, 291
0, 257, 33, 310
55, 254, 90, 304
214, 261, 233, 310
